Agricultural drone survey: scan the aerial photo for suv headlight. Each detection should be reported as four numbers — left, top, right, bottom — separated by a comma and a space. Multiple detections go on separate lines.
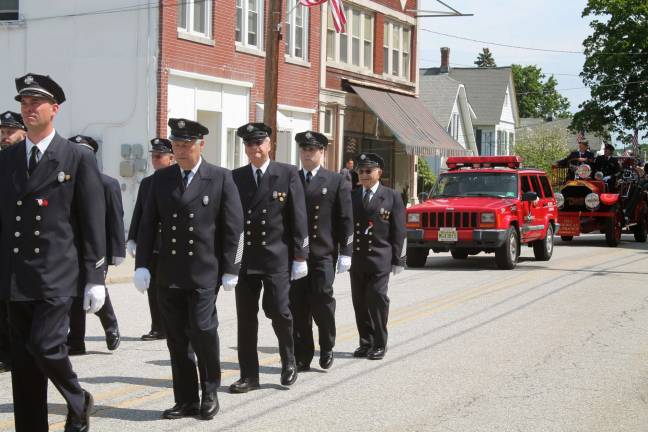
407, 213, 421, 224
554, 192, 564, 208
481, 212, 495, 224
585, 193, 600, 209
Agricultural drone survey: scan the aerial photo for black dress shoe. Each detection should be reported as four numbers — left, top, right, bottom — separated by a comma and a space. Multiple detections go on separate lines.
106, 330, 120, 351
162, 401, 200, 419
0, 361, 11, 373
200, 392, 219, 420
64, 390, 93, 432
141, 330, 166, 341
353, 346, 370, 358
319, 350, 334, 369
229, 377, 260, 394
68, 345, 87, 356
280, 364, 298, 386
296, 360, 310, 372
367, 347, 386, 360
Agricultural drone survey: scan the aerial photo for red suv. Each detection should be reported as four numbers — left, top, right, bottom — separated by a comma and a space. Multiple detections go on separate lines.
406, 156, 559, 269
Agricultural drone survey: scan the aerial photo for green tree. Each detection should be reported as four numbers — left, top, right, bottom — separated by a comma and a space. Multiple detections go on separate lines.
513, 125, 570, 182
571, 0, 648, 138
474, 48, 497, 67
417, 157, 436, 194
512, 65, 571, 119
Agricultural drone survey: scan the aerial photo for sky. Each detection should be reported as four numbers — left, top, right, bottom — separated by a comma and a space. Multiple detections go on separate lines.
417, 0, 593, 114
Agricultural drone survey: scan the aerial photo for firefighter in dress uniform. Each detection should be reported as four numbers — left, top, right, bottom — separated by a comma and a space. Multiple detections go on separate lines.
0, 73, 106, 432
290, 131, 353, 371
350, 153, 406, 361
127, 138, 175, 341
229, 122, 309, 393
134, 118, 243, 420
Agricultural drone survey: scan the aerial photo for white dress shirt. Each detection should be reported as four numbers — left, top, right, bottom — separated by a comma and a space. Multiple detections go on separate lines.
362, 182, 380, 203
302, 165, 321, 180
251, 158, 271, 185
26, 129, 56, 167
179, 157, 202, 187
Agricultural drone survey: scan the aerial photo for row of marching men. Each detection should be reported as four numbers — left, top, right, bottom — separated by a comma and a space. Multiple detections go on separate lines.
0, 72, 405, 432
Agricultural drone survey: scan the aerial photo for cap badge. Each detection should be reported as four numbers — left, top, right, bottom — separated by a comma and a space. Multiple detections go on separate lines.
75, 136, 82, 142
24, 75, 34, 85
322, 187, 327, 195
178, 120, 186, 128
246, 124, 254, 132
154, 139, 159, 144
4, 113, 10, 119
203, 196, 209, 206
305, 132, 312, 139
57, 172, 66, 183
360, 154, 366, 160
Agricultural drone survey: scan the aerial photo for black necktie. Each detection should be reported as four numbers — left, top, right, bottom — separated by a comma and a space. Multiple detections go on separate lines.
306, 171, 312, 184
363, 189, 372, 209
28, 147, 40, 176
256, 168, 263, 187
182, 170, 191, 190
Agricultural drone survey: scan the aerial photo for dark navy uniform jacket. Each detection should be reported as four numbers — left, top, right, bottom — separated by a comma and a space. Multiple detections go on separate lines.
102, 174, 125, 263
127, 174, 152, 242
232, 161, 309, 274
299, 167, 353, 260
351, 184, 406, 272
0, 134, 106, 301
135, 160, 243, 289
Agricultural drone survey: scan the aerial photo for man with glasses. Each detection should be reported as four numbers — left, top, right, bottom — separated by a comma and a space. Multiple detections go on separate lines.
229, 122, 309, 393
350, 153, 406, 361
290, 131, 353, 372
128, 138, 175, 341
133, 118, 243, 421
0, 73, 106, 432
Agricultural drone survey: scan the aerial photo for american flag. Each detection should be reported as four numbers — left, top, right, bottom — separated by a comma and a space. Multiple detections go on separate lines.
299, 0, 346, 33
631, 128, 639, 157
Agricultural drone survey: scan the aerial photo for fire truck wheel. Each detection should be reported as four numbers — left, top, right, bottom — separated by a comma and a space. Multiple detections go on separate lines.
604, 217, 621, 247
560, 236, 573, 241
533, 224, 554, 261
406, 248, 429, 268
495, 227, 519, 270
450, 249, 469, 260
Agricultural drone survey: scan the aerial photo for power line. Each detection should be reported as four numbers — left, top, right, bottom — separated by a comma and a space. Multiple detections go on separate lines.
419, 59, 582, 76
515, 79, 648, 96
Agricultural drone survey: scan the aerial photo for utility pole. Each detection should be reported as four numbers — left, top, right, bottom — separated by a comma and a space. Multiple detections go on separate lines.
263, 0, 283, 160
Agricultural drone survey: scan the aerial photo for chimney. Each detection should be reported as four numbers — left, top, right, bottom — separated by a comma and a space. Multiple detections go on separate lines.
440, 47, 450, 73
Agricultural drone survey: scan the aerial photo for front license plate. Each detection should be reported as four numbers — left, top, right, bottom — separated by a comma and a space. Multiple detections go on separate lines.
437, 227, 458, 242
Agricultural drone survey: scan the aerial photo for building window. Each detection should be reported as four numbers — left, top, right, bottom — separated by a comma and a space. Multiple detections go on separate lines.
327, 5, 373, 71
383, 21, 411, 79
227, 128, 244, 169
0, 0, 18, 20
236, 0, 264, 49
285, 0, 309, 61
323, 107, 334, 136
178, 0, 211, 37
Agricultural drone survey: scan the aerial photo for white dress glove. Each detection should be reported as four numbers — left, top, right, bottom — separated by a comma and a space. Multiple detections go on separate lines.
337, 255, 352, 273
291, 260, 308, 281
134, 267, 151, 294
126, 240, 137, 258
391, 265, 405, 276
83, 284, 106, 314
222, 273, 238, 291
112, 256, 125, 266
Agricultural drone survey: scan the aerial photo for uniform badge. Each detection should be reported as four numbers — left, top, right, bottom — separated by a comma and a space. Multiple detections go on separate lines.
4, 113, 10, 119
24, 75, 34, 85
153, 138, 159, 144
57, 172, 66, 183
178, 120, 186, 128
360, 154, 366, 160
203, 196, 209, 206
75, 136, 82, 142
246, 124, 254, 132
305, 132, 312, 139
272, 191, 278, 199
322, 187, 327, 195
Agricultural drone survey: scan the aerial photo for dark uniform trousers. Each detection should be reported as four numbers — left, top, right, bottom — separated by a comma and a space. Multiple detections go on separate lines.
290, 257, 336, 364
158, 286, 221, 402
232, 161, 309, 379
129, 175, 164, 334
349, 184, 406, 352
0, 301, 10, 367
68, 173, 124, 348
0, 135, 106, 432
135, 161, 243, 404
288, 168, 352, 365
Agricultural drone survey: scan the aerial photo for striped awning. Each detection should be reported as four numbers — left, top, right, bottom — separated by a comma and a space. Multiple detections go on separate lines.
350, 84, 471, 157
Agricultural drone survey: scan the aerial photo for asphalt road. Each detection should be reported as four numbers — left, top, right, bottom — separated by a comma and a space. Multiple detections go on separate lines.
1, 234, 648, 431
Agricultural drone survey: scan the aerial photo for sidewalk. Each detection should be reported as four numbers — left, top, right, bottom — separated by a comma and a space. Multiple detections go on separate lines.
106, 255, 135, 284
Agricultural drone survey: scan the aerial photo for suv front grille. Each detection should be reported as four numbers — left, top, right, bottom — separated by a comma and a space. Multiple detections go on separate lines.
422, 211, 478, 229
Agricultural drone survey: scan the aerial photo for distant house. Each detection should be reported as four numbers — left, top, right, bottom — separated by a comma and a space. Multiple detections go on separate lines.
421, 47, 520, 156
517, 118, 607, 154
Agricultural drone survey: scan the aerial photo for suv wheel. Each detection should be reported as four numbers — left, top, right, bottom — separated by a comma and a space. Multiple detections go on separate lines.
533, 224, 554, 261
604, 217, 621, 247
406, 248, 429, 268
495, 227, 519, 270
450, 249, 469, 260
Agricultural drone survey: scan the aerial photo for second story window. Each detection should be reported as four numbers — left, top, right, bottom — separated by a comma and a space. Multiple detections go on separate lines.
0, 0, 18, 21
285, 0, 309, 61
383, 21, 411, 80
327, 5, 373, 72
178, 0, 211, 37
236, 0, 265, 50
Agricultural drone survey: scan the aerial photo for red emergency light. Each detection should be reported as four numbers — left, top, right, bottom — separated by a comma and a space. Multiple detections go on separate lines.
446, 156, 522, 170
